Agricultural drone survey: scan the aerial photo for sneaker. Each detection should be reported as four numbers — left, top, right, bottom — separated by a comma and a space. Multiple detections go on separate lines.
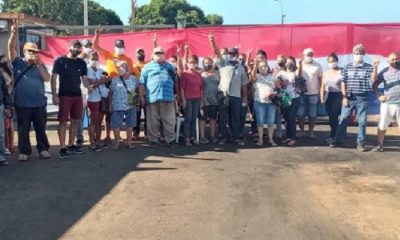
200, 138, 210, 144
167, 141, 178, 149
148, 142, 159, 148
192, 140, 200, 146
357, 144, 368, 152
329, 142, 343, 148
212, 137, 219, 143
40, 151, 51, 159
89, 146, 102, 152
325, 138, 335, 145
67, 145, 83, 154
58, 148, 69, 159
5, 148, 11, 155
18, 154, 29, 161
235, 139, 245, 146
269, 141, 278, 147
372, 144, 384, 152
218, 138, 227, 146
0, 159, 9, 166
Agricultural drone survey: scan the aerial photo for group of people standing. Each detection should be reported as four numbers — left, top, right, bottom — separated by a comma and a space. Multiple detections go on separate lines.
0, 22, 399, 165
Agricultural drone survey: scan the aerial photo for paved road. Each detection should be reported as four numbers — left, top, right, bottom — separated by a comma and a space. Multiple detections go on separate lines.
0, 124, 399, 240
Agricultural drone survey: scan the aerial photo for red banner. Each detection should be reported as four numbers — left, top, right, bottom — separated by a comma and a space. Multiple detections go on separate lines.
40, 23, 400, 65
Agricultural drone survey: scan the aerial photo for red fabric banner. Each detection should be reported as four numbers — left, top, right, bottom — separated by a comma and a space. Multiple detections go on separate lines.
40, 23, 400, 65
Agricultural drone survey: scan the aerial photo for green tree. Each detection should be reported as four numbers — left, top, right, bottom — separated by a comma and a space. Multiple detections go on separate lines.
133, 0, 223, 27
206, 14, 224, 26
0, 0, 123, 25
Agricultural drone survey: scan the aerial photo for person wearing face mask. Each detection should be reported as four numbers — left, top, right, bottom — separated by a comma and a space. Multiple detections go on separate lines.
51, 40, 92, 159
320, 53, 342, 144
180, 55, 204, 146
139, 47, 180, 149
0, 54, 14, 156
109, 61, 137, 150
371, 52, 400, 152
275, 56, 302, 146
86, 52, 109, 151
329, 44, 374, 152
93, 27, 133, 145
80, 39, 94, 61
8, 20, 51, 162
298, 48, 323, 139
199, 57, 220, 144
209, 32, 249, 146
251, 60, 278, 147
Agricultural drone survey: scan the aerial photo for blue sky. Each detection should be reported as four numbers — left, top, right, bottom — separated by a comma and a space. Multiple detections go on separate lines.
94, 0, 400, 25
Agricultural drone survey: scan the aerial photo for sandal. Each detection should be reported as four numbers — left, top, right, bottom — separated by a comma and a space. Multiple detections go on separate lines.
269, 141, 278, 147
287, 140, 297, 146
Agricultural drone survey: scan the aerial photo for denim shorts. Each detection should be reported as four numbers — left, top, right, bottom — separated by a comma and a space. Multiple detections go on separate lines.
298, 94, 319, 118
111, 108, 137, 129
254, 101, 276, 126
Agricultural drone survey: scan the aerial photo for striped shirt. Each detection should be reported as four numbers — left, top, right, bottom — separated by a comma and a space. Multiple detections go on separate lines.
342, 62, 373, 95
140, 60, 177, 104
377, 67, 400, 103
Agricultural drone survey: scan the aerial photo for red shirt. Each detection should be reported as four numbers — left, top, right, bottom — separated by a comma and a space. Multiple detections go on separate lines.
180, 71, 203, 99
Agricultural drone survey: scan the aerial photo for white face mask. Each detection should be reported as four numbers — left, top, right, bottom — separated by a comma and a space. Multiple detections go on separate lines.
304, 56, 313, 64
25, 52, 38, 61
89, 60, 98, 68
188, 63, 197, 69
114, 47, 125, 55
354, 54, 364, 63
84, 47, 93, 55
118, 68, 127, 76
328, 62, 338, 69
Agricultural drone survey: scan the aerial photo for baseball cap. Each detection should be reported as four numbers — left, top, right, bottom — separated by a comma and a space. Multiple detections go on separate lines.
23, 42, 39, 52
153, 47, 165, 54
136, 48, 145, 53
115, 39, 125, 48
228, 48, 239, 54
70, 40, 82, 48
82, 39, 92, 47
303, 48, 314, 55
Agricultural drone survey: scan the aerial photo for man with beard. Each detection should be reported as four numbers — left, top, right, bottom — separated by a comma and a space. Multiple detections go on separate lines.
51, 40, 92, 159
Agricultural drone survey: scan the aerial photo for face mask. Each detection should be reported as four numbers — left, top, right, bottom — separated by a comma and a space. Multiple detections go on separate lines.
25, 52, 38, 61
204, 64, 213, 71
70, 48, 81, 57
89, 60, 98, 68
304, 56, 313, 64
137, 54, 145, 62
84, 47, 93, 55
188, 63, 197, 70
222, 54, 229, 61
278, 61, 285, 68
394, 61, 400, 70
328, 62, 338, 69
259, 66, 269, 74
228, 56, 237, 63
354, 54, 364, 63
118, 68, 127, 76
114, 47, 125, 55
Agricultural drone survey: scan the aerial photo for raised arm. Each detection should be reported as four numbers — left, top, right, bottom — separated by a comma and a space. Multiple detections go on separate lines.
250, 60, 259, 81
36, 59, 50, 82
152, 33, 158, 49
320, 75, 326, 103
176, 45, 184, 75
208, 32, 221, 59
371, 59, 380, 83
93, 26, 106, 55
183, 44, 190, 70
8, 20, 18, 62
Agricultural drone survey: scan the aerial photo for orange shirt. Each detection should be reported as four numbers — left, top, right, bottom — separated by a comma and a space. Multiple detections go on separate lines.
100, 50, 133, 78
132, 61, 147, 80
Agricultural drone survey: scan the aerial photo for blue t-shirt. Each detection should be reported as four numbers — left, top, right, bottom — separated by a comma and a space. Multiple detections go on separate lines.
110, 75, 137, 111
12, 57, 47, 108
140, 61, 177, 104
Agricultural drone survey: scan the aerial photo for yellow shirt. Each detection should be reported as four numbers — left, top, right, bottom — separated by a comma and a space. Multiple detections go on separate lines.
132, 61, 147, 80
100, 50, 133, 78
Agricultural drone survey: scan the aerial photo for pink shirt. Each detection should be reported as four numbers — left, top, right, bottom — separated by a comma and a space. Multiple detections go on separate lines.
180, 71, 203, 99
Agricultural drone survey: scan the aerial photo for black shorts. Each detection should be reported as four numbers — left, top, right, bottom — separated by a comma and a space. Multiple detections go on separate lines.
200, 105, 218, 120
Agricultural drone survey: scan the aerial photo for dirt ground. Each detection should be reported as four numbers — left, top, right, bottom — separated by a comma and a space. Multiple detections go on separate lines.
0, 122, 399, 240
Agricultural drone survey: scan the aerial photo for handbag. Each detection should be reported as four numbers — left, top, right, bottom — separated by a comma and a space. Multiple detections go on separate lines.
120, 76, 139, 107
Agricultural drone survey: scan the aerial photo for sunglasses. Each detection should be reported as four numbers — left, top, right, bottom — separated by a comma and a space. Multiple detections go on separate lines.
27, 50, 39, 54
155, 52, 165, 55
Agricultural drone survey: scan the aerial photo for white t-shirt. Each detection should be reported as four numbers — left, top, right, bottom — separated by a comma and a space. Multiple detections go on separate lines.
302, 61, 323, 95
87, 66, 109, 102
276, 70, 299, 99
254, 73, 275, 103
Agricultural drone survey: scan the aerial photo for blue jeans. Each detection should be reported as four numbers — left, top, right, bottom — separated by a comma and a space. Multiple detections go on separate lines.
184, 99, 200, 139
254, 101, 276, 126
335, 94, 369, 144
298, 94, 319, 119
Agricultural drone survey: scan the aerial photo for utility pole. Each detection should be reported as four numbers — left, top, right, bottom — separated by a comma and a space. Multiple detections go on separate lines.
83, 0, 89, 35
131, 0, 137, 31
274, 0, 286, 25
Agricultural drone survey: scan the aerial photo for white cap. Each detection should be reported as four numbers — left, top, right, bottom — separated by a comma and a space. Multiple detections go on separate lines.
303, 48, 314, 55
